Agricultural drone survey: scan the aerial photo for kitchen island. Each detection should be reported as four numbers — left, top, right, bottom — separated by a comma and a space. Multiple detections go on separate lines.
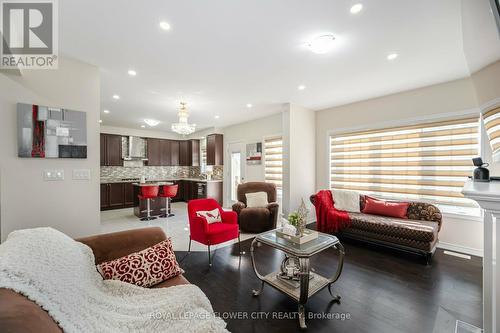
100, 178, 223, 214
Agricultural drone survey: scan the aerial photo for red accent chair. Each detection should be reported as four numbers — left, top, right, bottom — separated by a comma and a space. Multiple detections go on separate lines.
187, 198, 241, 266
138, 185, 159, 221
159, 184, 178, 218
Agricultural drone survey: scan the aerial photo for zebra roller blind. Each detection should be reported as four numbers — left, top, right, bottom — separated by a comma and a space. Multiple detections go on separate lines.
483, 106, 500, 159
264, 136, 283, 189
329, 117, 479, 208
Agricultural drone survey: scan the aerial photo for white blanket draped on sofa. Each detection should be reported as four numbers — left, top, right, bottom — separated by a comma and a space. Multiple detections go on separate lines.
0, 228, 228, 333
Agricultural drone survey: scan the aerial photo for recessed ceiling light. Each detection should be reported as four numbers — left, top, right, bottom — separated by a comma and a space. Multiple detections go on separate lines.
307, 34, 336, 54
246, 103, 253, 108
144, 119, 160, 127
112, 94, 120, 100
387, 53, 399, 60
350, 3, 363, 14
141, 125, 146, 128
214, 115, 220, 119
99, 119, 102, 123
127, 69, 137, 76
103, 109, 110, 114
159, 21, 171, 30
298, 85, 306, 91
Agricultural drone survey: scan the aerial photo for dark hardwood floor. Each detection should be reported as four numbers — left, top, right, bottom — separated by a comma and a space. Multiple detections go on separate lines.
175, 231, 482, 333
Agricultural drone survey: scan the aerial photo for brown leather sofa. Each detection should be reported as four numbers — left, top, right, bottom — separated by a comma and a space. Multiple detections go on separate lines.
310, 194, 442, 263
232, 182, 279, 233
0, 227, 189, 333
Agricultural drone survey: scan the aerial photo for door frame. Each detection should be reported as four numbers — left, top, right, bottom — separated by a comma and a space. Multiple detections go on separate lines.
225, 141, 246, 207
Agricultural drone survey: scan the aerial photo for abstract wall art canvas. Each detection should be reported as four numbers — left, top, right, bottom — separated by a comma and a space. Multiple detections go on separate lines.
246, 142, 262, 165
17, 103, 87, 158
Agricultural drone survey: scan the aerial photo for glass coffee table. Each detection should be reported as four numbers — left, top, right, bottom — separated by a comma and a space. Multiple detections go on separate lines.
250, 228, 345, 329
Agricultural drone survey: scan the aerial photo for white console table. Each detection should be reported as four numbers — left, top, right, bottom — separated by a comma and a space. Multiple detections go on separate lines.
462, 180, 500, 333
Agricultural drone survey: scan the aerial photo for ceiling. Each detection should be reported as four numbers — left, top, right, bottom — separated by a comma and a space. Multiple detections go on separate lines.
59, 0, 500, 132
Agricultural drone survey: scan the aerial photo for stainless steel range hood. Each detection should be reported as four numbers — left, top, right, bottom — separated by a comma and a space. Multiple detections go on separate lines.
122, 136, 147, 160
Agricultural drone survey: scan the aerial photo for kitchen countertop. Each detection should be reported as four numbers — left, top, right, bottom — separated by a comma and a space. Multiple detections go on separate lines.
100, 178, 223, 184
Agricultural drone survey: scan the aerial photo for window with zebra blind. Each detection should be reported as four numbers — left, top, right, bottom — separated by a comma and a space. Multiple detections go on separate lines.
483, 106, 500, 160
264, 136, 283, 189
329, 117, 480, 213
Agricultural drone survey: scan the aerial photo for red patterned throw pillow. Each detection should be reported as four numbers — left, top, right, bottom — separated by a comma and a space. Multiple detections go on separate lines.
196, 208, 222, 224
97, 239, 184, 287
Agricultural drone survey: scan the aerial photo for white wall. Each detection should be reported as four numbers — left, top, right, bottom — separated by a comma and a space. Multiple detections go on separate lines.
315, 77, 483, 255
220, 113, 283, 206
0, 57, 100, 241
282, 104, 316, 217
100, 125, 181, 140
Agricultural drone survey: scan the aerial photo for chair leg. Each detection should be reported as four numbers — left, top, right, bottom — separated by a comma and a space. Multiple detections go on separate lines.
208, 245, 212, 267
140, 198, 156, 221
188, 237, 191, 253
167, 198, 175, 217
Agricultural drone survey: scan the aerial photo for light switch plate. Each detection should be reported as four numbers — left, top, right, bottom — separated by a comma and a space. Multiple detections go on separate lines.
73, 169, 91, 180
43, 169, 64, 181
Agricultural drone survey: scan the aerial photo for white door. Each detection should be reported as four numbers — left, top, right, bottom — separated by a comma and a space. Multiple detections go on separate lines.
227, 142, 246, 205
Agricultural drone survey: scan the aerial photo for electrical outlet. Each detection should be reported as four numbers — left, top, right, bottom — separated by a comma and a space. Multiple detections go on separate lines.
43, 169, 64, 181
73, 169, 91, 180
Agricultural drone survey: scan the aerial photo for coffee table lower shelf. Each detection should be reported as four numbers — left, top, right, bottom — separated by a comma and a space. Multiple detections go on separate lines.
263, 271, 330, 302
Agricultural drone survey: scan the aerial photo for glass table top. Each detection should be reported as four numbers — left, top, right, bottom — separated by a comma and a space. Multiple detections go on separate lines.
256, 228, 339, 257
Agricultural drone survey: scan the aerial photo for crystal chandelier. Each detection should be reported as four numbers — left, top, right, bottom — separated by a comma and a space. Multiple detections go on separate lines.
171, 102, 196, 135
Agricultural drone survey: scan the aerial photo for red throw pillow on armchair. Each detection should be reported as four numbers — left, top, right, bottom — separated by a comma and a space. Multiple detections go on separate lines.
362, 196, 409, 219
97, 238, 183, 287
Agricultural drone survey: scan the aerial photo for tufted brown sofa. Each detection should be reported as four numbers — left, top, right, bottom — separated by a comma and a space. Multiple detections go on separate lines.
0, 227, 189, 333
310, 194, 442, 263
232, 182, 279, 233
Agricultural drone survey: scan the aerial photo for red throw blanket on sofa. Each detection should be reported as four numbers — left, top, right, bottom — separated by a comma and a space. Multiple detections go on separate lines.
314, 190, 351, 233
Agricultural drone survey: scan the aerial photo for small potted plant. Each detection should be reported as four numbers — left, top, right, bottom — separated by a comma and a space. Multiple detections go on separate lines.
287, 199, 309, 237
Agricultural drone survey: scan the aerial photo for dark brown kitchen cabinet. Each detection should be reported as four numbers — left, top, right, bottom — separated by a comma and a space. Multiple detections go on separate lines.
100, 184, 109, 209
100, 135, 106, 166
101, 182, 136, 210
207, 134, 223, 165
182, 180, 191, 202
100, 134, 123, 166
124, 182, 135, 207
180, 140, 200, 166
160, 140, 171, 166
146, 138, 161, 166
170, 141, 180, 166
179, 140, 191, 166
108, 183, 125, 208
171, 180, 184, 202
190, 139, 200, 166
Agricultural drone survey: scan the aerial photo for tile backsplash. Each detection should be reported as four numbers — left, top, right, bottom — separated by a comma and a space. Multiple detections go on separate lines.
100, 165, 223, 181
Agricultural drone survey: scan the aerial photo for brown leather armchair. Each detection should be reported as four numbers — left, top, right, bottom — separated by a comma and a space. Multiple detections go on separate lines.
232, 182, 279, 233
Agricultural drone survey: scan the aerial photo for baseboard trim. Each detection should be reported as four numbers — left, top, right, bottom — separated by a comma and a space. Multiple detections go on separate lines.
437, 242, 483, 258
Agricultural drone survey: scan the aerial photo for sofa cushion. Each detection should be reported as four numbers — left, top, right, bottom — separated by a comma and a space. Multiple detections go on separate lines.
206, 222, 239, 244
97, 239, 183, 288
246, 191, 269, 208
239, 208, 272, 233
362, 196, 409, 219
348, 212, 439, 243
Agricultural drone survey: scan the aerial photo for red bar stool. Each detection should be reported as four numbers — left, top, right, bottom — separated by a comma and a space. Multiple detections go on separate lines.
160, 184, 178, 218
139, 185, 159, 221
